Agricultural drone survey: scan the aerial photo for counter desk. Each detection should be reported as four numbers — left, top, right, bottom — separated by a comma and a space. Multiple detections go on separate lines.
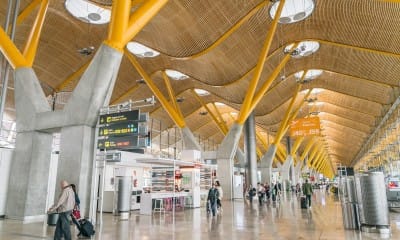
140, 192, 190, 215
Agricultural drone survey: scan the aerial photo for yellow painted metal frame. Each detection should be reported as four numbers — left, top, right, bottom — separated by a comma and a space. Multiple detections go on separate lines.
212, 103, 229, 133
290, 136, 305, 156
23, 0, 49, 66
163, 71, 184, 119
106, 0, 131, 50
274, 83, 303, 144
16, 0, 41, 25
0, 28, 27, 68
123, 0, 169, 46
237, 0, 285, 125
125, 51, 185, 128
55, 59, 92, 92
299, 137, 317, 163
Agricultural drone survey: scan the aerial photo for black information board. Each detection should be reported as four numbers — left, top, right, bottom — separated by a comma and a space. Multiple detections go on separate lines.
99, 122, 138, 137
98, 135, 139, 150
99, 110, 139, 125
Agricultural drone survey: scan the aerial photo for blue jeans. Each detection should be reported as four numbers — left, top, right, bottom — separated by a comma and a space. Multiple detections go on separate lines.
210, 201, 217, 216
54, 211, 72, 240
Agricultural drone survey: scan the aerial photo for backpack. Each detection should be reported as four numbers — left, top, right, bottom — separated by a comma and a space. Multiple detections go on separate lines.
208, 188, 219, 202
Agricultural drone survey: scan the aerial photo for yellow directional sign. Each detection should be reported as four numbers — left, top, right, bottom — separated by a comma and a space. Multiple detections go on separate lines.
290, 117, 321, 137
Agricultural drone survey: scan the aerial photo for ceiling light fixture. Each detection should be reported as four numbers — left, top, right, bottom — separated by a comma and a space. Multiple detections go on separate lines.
165, 69, 189, 80
295, 69, 323, 82
270, 0, 315, 24
127, 42, 160, 58
194, 88, 210, 96
65, 0, 111, 24
199, 111, 208, 116
285, 41, 320, 58
214, 102, 226, 107
176, 97, 185, 103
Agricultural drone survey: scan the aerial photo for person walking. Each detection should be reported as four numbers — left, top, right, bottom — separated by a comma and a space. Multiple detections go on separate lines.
302, 179, 313, 209
257, 183, 265, 205
48, 180, 75, 240
207, 183, 219, 217
70, 184, 81, 234
215, 180, 223, 212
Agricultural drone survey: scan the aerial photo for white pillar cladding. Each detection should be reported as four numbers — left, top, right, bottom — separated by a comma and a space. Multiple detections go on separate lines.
6, 44, 123, 221
259, 144, 277, 184
216, 123, 243, 200
280, 155, 293, 191
181, 127, 202, 151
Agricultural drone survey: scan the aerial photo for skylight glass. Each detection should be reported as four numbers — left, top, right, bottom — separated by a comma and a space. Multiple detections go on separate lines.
285, 41, 319, 58
294, 69, 323, 81
270, 0, 315, 24
194, 88, 210, 96
127, 42, 160, 58
165, 69, 189, 80
65, 0, 111, 24
214, 102, 226, 107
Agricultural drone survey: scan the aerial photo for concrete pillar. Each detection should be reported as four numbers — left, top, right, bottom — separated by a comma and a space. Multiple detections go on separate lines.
6, 68, 53, 221
260, 144, 277, 184
281, 155, 293, 191
181, 127, 201, 151
216, 123, 243, 200
244, 112, 257, 188
56, 126, 95, 217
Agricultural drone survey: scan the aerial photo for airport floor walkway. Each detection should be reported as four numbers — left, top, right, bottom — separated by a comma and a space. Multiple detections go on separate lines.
1, 190, 400, 240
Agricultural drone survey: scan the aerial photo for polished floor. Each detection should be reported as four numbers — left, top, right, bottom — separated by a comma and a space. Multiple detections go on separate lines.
1, 190, 400, 240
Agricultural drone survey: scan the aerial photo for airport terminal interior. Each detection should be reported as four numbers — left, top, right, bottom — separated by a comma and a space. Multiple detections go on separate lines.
1, 0, 400, 239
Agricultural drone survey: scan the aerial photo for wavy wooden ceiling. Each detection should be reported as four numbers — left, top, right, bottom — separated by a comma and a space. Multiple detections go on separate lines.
1, 0, 400, 167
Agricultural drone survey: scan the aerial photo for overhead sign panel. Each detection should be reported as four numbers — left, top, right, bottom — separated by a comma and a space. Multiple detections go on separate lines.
99, 110, 139, 125
98, 135, 139, 150
290, 117, 321, 137
99, 122, 138, 137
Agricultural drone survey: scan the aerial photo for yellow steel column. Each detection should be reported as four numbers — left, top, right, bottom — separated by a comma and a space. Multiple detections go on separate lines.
306, 142, 322, 167
299, 137, 317, 163
126, 52, 185, 127
22, 0, 49, 66
0, 28, 27, 68
191, 89, 226, 135
245, 43, 299, 119
274, 84, 302, 144
162, 71, 184, 119
315, 153, 327, 170
123, 0, 169, 45
282, 88, 313, 135
16, 0, 41, 24
236, 0, 286, 124
106, 0, 131, 50
312, 151, 324, 169
290, 136, 305, 156
55, 59, 92, 92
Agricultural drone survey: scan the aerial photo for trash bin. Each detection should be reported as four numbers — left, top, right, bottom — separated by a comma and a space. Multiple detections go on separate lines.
47, 213, 59, 226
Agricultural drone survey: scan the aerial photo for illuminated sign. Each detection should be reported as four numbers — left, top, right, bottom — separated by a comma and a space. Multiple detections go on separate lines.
289, 117, 321, 137
99, 122, 138, 137
99, 110, 139, 125
97, 135, 139, 150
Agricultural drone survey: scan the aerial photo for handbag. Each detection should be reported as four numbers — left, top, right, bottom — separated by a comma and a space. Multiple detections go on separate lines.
72, 206, 81, 219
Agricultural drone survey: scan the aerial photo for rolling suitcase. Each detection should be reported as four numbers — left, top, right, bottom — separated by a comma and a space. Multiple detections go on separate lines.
300, 196, 308, 209
78, 219, 95, 237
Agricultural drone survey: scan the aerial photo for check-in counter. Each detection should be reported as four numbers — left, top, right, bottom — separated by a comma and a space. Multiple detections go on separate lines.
140, 192, 189, 215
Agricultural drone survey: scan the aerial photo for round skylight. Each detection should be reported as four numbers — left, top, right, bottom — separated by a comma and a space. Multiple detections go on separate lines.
165, 69, 189, 80
270, 0, 315, 24
285, 41, 319, 58
307, 102, 324, 106
311, 88, 324, 94
230, 112, 238, 116
214, 102, 226, 107
127, 42, 160, 58
194, 88, 210, 96
65, 0, 111, 24
294, 69, 323, 81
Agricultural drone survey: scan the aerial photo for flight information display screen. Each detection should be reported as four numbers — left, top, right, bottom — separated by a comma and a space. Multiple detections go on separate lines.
99, 110, 139, 125
99, 122, 138, 137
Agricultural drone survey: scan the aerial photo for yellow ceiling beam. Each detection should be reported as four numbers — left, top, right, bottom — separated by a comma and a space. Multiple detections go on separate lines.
290, 136, 305, 156
55, 59, 91, 92
274, 83, 303, 144
22, 0, 48, 66
111, 84, 140, 105
163, 71, 184, 120
123, 0, 169, 46
16, 0, 41, 25
106, 0, 131, 50
236, 0, 286, 124
212, 103, 229, 133
0, 27, 27, 68
299, 137, 317, 163
126, 51, 185, 128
